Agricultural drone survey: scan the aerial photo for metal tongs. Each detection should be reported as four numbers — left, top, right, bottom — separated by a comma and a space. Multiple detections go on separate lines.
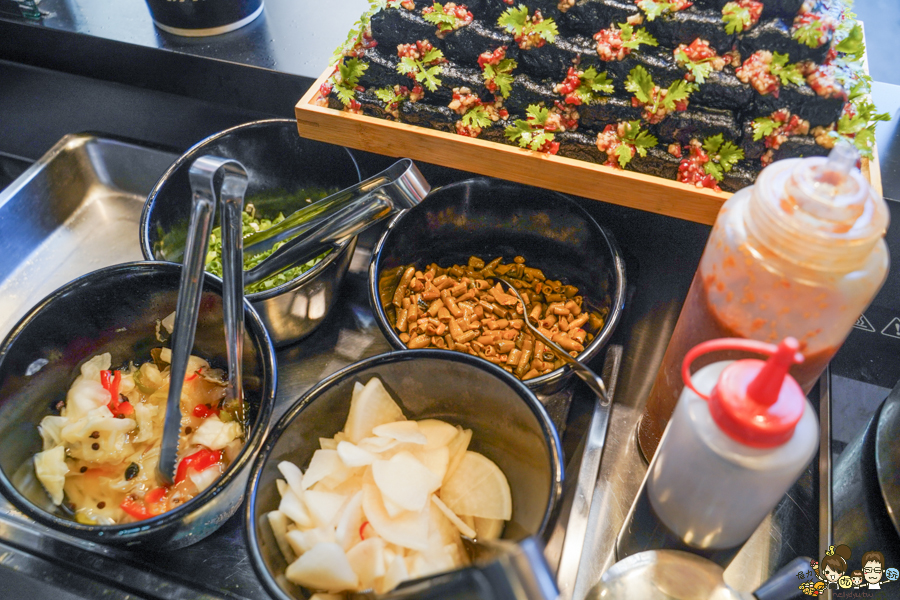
495, 278, 617, 600
158, 157, 249, 485
241, 158, 430, 286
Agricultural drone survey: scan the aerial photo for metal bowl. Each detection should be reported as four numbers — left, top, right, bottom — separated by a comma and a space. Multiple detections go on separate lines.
368, 179, 626, 395
140, 118, 362, 346
0, 262, 276, 549
245, 349, 563, 600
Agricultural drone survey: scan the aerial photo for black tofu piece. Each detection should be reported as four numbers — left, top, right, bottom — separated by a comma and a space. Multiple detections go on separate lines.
399, 100, 459, 132
356, 89, 395, 120
628, 145, 680, 180
579, 96, 642, 129
750, 82, 844, 127
370, 8, 435, 50
736, 17, 831, 64
586, 46, 683, 89
772, 135, 829, 160
441, 20, 515, 67
740, 118, 766, 160
465, 0, 521, 24
690, 0, 805, 20
505, 73, 559, 114
691, 68, 754, 111
358, 48, 487, 106
721, 159, 758, 191
652, 107, 741, 145
644, 7, 736, 54
558, 0, 640, 37
514, 33, 595, 81
556, 130, 609, 163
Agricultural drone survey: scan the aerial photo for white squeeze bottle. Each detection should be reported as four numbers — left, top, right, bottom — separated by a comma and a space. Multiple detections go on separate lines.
617, 337, 819, 566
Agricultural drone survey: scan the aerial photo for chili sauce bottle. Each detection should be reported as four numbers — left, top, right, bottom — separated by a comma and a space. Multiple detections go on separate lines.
638, 144, 889, 459
617, 338, 819, 566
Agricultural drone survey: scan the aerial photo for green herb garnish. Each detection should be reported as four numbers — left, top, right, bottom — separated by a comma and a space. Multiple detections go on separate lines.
461, 105, 494, 129
637, 0, 683, 21
497, 5, 558, 45
625, 65, 697, 114
722, 1, 753, 34
769, 52, 806, 87
483, 58, 517, 98
615, 121, 658, 167
701, 134, 744, 181
333, 58, 369, 106
505, 104, 556, 151
619, 22, 658, 49
397, 47, 446, 91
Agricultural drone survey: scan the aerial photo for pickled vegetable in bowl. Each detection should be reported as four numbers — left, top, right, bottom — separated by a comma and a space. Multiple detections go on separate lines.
34, 350, 244, 525
268, 377, 512, 594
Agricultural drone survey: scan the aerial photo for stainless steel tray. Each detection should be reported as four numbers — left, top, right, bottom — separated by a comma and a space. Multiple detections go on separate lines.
0, 133, 818, 600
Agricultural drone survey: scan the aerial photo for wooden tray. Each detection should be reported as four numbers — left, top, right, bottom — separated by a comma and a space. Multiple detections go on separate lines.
296, 68, 881, 226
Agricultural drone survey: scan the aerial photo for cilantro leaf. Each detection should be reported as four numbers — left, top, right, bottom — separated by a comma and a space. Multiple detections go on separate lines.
717, 141, 743, 171
615, 144, 634, 168
701, 135, 743, 181
526, 104, 550, 125
792, 20, 824, 49
704, 161, 724, 180
637, 0, 683, 21
395, 49, 445, 92
621, 121, 657, 152
461, 105, 494, 129
770, 52, 805, 87
374, 87, 398, 103
422, 2, 459, 32
619, 23, 658, 49
575, 66, 614, 104
625, 65, 654, 104
483, 58, 517, 99
661, 79, 697, 111
497, 5, 528, 33
751, 117, 778, 141
722, 2, 752, 34
333, 58, 369, 106
702, 133, 724, 156
505, 104, 556, 151
835, 22, 864, 60
674, 47, 714, 84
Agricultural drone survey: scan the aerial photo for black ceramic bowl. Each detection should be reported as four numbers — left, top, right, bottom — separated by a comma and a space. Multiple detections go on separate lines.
245, 350, 563, 600
140, 118, 362, 346
368, 179, 626, 395
0, 262, 276, 549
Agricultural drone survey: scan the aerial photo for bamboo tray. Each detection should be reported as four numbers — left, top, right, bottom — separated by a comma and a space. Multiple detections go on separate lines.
296, 68, 881, 226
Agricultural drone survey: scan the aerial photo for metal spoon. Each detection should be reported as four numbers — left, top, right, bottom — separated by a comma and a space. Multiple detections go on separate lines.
494, 276, 615, 600
158, 156, 249, 485
494, 277, 610, 404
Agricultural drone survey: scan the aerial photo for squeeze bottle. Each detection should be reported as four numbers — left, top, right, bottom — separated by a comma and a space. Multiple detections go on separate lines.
616, 337, 819, 566
638, 144, 889, 459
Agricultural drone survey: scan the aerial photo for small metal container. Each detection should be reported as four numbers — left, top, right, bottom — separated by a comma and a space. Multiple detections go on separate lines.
244, 349, 563, 600
0, 262, 277, 549
141, 119, 362, 347
368, 179, 626, 395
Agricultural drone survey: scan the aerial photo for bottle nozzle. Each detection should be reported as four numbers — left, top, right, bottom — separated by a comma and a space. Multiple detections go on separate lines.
824, 141, 859, 178
746, 338, 804, 407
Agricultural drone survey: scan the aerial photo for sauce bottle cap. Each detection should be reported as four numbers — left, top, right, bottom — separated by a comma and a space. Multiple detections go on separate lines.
681, 338, 806, 448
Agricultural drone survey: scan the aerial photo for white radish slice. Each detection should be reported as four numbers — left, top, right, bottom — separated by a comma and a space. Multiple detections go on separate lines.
427, 501, 468, 568
372, 451, 441, 512
319, 437, 338, 450
430, 495, 476, 539
417, 419, 459, 450
376, 553, 410, 594
351, 380, 364, 403
444, 428, 472, 483
302, 449, 349, 490
362, 483, 429, 551
337, 441, 377, 467
346, 537, 386, 589
305, 490, 350, 527
357, 436, 400, 453
344, 378, 405, 443
382, 496, 406, 519
310, 594, 344, 600
415, 446, 449, 482
474, 517, 505, 541
279, 488, 314, 528
278, 461, 306, 498
285, 542, 359, 592
267, 510, 294, 562
335, 491, 365, 551
286, 527, 336, 555
441, 451, 512, 520
276, 478, 288, 498
372, 420, 427, 445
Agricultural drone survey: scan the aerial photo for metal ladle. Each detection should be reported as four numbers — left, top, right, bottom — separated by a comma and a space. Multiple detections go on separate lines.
241, 158, 429, 286
158, 157, 249, 485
